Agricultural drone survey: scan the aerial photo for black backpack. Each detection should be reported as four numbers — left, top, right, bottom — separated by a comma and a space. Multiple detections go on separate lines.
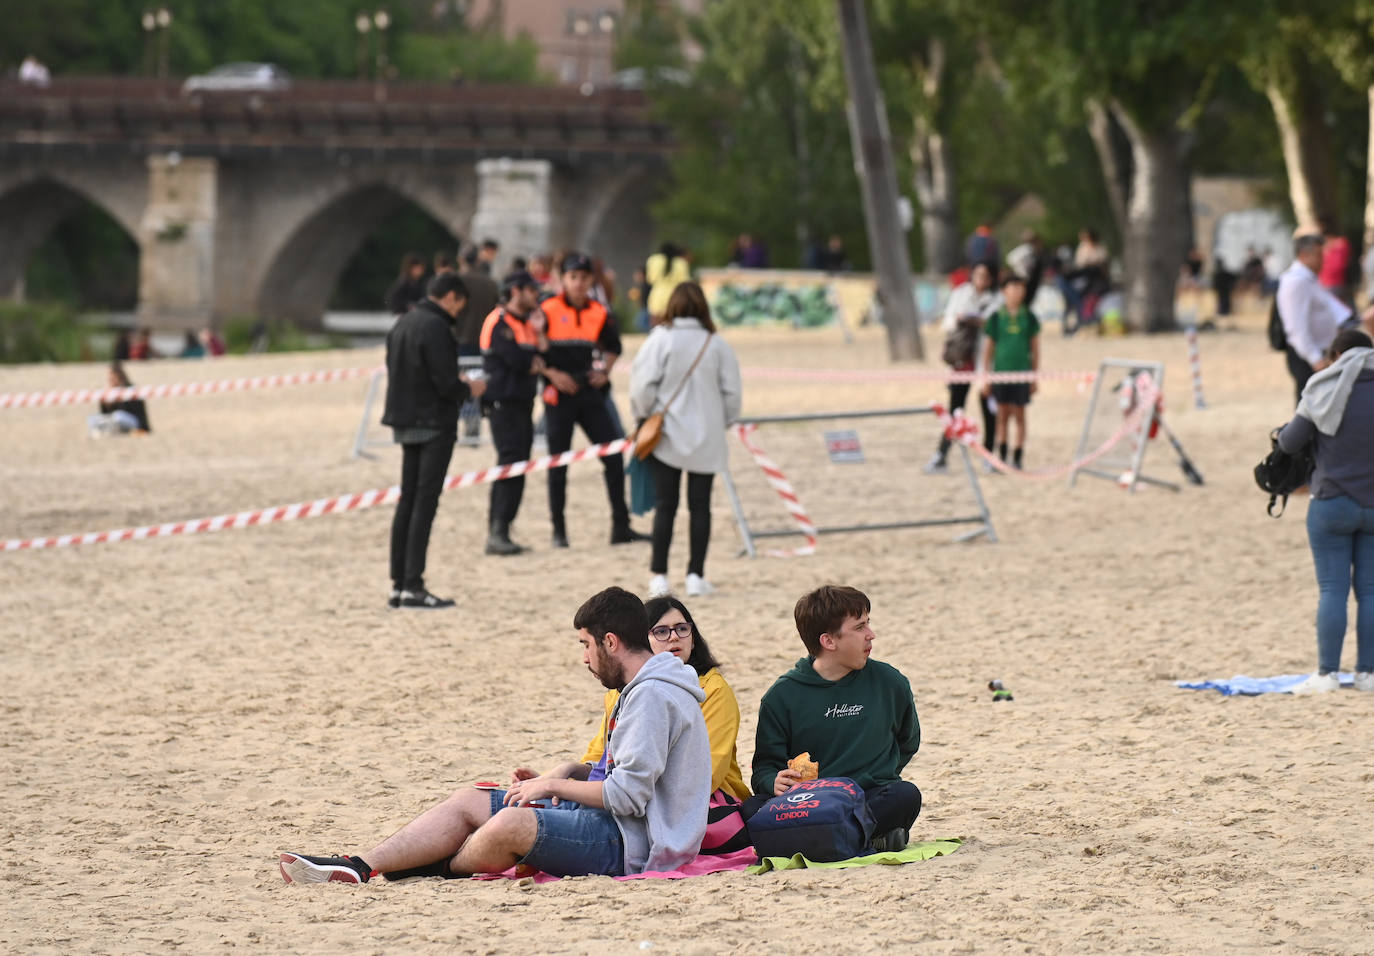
1253, 427, 1314, 517
1267, 296, 1287, 351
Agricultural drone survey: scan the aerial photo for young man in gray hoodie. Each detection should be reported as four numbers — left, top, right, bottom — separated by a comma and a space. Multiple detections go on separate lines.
279, 587, 711, 882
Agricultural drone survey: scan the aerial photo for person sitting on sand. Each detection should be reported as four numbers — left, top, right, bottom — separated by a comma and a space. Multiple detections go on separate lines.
582, 596, 751, 854
279, 587, 711, 884
88, 362, 151, 436
747, 585, 921, 853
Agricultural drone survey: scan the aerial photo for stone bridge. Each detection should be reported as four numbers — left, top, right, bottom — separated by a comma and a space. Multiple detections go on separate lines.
0, 78, 672, 328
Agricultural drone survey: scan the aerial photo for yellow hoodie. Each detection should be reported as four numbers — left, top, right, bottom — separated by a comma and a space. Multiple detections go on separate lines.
582, 666, 750, 802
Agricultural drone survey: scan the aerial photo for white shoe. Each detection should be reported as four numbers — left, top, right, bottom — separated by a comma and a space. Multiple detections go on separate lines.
922, 453, 948, 475
685, 573, 714, 597
1291, 672, 1341, 695
1353, 672, 1374, 692
648, 574, 670, 598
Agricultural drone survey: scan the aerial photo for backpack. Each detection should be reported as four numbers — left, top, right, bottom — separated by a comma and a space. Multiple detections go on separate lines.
941, 322, 978, 368
745, 777, 875, 862
1267, 296, 1287, 351
1253, 427, 1314, 517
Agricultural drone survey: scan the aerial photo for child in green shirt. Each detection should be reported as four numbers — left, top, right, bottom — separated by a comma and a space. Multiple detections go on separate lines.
980, 274, 1041, 469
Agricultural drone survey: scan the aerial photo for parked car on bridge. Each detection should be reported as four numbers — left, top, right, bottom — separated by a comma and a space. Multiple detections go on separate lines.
181, 63, 290, 94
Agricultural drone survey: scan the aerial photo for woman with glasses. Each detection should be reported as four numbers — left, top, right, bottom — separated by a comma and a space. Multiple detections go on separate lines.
581, 596, 751, 853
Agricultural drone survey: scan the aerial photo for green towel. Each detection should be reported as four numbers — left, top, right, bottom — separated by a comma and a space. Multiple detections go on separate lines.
747, 838, 962, 874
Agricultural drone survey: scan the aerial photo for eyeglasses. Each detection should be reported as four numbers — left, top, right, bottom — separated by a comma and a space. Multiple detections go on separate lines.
649, 623, 693, 642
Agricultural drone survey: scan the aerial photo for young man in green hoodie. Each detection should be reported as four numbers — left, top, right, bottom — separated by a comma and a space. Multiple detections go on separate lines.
749, 585, 921, 851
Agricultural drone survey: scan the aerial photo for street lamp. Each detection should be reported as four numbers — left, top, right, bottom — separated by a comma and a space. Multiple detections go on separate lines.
354, 12, 372, 81
141, 11, 157, 77
155, 7, 173, 80
373, 9, 391, 94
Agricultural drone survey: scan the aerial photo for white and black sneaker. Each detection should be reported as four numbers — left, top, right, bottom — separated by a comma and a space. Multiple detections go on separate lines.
400, 589, 455, 609
279, 852, 371, 884
388, 588, 401, 609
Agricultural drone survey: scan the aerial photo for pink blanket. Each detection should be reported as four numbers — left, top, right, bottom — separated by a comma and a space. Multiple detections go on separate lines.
474, 848, 758, 884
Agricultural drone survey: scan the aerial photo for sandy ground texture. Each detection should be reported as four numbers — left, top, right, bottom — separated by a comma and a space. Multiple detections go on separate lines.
2, 314, 1371, 954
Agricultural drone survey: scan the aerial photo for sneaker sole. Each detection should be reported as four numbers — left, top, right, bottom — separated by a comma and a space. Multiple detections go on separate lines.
279, 853, 362, 885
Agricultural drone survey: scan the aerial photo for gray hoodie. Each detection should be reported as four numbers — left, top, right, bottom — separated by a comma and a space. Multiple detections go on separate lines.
601, 652, 710, 874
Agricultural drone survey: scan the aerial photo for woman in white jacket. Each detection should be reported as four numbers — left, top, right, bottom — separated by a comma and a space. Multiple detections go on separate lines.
631, 282, 743, 598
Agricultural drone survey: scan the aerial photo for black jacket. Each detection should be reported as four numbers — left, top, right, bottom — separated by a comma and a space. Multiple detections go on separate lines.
381, 300, 471, 434
481, 308, 541, 404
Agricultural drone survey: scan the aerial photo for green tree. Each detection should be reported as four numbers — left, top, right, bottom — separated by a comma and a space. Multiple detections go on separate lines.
0, 0, 542, 83
648, 0, 873, 268
987, 0, 1254, 331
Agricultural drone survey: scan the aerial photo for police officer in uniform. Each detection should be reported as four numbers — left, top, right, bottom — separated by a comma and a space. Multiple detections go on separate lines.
541, 252, 648, 548
479, 271, 574, 555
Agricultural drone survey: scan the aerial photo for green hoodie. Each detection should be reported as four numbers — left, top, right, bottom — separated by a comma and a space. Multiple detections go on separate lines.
751, 657, 920, 795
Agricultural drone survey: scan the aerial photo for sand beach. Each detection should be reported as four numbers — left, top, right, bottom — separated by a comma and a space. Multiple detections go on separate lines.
2, 315, 1369, 953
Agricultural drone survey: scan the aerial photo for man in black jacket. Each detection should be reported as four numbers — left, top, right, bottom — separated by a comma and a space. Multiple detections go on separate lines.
382, 273, 487, 609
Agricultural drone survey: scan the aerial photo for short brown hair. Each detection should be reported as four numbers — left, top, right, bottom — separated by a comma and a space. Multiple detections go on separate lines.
661, 281, 716, 332
794, 585, 871, 656
574, 586, 650, 653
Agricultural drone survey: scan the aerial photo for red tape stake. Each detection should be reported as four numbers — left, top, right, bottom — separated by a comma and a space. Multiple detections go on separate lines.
0, 365, 383, 410
929, 373, 1161, 482
732, 423, 818, 558
3, 438, 630, 553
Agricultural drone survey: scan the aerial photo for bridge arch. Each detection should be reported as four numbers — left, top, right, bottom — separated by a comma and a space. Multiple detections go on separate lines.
0, 175, 141, 307
568, 164, 663, 297
246, 167, 476, 325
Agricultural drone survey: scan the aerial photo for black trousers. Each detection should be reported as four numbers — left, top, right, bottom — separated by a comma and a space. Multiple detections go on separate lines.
864, 780, 923, 834
938, 381, 996, 456
648, 455, 714, 577
1286, 346, 1315, 406
390, 434, 455, 591
488, 400, 534, 527
545, 389, 629, 532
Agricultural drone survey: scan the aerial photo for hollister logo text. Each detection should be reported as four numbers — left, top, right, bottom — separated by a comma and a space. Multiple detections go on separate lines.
825, 703, 864, 719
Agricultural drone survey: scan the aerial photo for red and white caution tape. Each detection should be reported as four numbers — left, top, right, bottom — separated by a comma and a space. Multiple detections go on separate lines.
732, 423, 817, 558
739, 366, 1095, 386
931, 373, 1161, 482
1185, 326, 1208, 410
0, 365, 382, 410
2, 438, 629, 553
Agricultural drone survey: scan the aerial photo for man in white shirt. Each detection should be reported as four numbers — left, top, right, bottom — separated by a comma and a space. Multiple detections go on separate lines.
1277, 233, 1352, 403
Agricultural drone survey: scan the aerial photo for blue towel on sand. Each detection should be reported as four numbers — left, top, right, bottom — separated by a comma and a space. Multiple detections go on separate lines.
1177, 673, 1355, 695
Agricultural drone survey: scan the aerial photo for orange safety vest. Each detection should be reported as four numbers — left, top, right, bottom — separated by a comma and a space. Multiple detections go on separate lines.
541, 295, 609, 347
479, 307, 539, 351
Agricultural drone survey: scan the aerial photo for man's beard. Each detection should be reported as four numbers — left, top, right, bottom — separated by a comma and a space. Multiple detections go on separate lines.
593, 644, 626, 690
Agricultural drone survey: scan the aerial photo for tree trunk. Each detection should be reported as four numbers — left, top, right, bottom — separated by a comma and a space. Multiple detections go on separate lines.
1266, 82, 1337, 228
1112, 105, 1191, 333
1086, 100, 1127, 240
1365, 85, 1374, 250
908, 38, 961, 274
911, 128, 960, 273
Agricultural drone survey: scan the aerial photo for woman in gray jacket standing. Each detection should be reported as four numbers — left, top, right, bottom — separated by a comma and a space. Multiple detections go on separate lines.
631, 282, 743, 598
1278, 329, 1374, 694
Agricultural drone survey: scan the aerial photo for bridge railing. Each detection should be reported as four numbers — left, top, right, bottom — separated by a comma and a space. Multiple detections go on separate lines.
0, 76, 672, 157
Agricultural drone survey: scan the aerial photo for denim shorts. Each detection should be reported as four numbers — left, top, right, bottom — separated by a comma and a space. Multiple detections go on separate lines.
487, 789, 624, 877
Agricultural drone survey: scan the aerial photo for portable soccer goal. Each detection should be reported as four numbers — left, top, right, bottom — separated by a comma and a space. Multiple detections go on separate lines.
722, 406, 997, 557
350, 357, 486, 460
1067, 359, 1179, 493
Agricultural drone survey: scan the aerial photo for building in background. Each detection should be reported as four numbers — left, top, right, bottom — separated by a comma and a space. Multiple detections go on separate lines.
467, 0, 701, 87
